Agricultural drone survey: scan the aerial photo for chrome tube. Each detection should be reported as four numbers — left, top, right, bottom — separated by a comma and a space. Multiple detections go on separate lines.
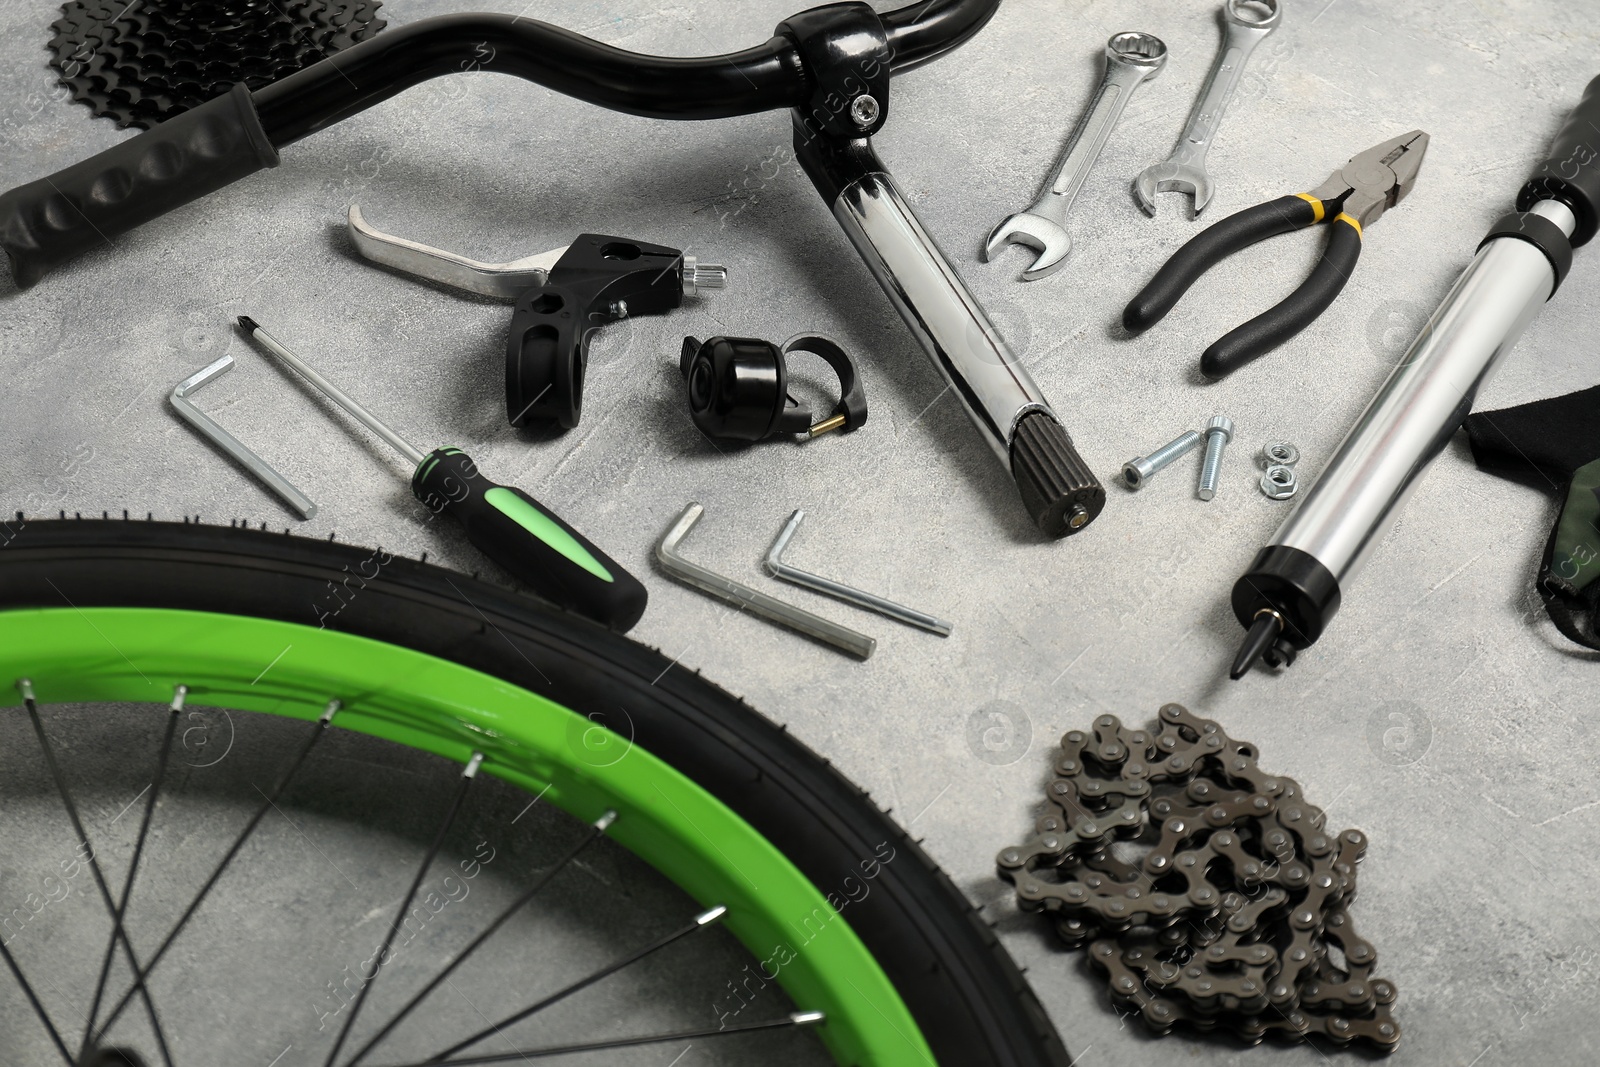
1271, 198, 1577, 586
831, 171, 1052, 463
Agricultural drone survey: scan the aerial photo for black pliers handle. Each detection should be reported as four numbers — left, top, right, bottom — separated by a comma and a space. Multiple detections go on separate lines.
1123, 130, 1429, 380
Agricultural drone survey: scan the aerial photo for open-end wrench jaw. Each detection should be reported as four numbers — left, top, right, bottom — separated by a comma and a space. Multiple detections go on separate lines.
1133, 161, 1215, 218
984, 31, 1166, 281
1133, 0, 1279, 218
983, 213, 1073, 281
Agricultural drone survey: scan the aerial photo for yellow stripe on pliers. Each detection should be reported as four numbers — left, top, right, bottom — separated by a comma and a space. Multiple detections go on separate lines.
1294, 193, 1326, 222
1334, 212, 1363, 238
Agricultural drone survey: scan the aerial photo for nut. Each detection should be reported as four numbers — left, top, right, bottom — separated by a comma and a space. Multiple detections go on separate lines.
1259, 441, 1300, 469
1260, 464, 1297, 500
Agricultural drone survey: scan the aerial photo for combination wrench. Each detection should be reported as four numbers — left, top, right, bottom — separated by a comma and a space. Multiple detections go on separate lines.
984, 32, 1168, 280
1134, 0, 1281, 217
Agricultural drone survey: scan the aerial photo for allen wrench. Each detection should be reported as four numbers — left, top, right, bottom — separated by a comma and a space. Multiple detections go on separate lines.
656, 504, 876, 660
169, 355, 318, 519
764, 510, 952, 636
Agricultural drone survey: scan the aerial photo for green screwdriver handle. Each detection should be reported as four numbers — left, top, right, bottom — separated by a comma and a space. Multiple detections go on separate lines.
412, 449, 647, 631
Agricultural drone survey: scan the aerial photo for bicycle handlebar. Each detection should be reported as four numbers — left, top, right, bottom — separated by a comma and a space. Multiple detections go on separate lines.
0, 0, 1105, 539
0, 0, 996, 287
256, 0, 997, 140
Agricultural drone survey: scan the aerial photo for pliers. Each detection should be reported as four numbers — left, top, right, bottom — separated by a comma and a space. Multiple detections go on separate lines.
1122, 130, 1429, 380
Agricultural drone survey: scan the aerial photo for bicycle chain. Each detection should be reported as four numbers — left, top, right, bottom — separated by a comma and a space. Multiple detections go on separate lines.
49, 0, 386, 129
997, 703, 1400, 1052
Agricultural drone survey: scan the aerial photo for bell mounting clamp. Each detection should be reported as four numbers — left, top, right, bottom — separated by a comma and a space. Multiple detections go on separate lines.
679, 333, 867, 443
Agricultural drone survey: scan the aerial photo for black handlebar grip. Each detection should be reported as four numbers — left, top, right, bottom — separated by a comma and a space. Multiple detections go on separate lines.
1201, 215, 1363, 381
1010, 412, 1105, 537
1518, 72, 1600, 248
412, 448, 648, 632
1123, 195, 1319, 333
0, 83, 279, 289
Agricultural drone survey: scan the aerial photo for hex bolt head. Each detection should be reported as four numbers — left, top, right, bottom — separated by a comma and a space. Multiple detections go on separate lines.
1197, 415, 1234, 501
850, 94, 880, 128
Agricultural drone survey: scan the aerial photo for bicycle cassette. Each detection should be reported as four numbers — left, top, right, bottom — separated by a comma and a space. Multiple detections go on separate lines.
49, 0, 386, 129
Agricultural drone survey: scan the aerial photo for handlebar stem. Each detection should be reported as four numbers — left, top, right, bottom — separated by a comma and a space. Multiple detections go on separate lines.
780, 5, 1104, 535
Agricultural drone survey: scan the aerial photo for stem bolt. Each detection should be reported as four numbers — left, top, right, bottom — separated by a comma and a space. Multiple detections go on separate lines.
1197, 415, 1234, 501
850, 94, 881, 129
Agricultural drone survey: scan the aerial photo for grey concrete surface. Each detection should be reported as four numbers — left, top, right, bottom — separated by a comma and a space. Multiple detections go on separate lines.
2, 0, 1599, 1064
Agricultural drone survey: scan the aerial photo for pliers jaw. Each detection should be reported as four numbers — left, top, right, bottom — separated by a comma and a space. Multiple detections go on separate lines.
1307, 129, 1430, 229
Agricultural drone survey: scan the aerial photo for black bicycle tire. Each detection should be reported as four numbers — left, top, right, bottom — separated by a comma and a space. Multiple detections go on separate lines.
0, 516, 1072, 1067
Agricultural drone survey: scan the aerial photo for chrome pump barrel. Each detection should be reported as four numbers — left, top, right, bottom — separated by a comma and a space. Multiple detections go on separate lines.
1276, 198, 1574, 584
1229, 74, 1600, 677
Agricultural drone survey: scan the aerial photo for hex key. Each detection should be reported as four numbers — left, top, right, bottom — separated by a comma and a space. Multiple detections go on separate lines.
656, 503, 875, 659
169, 355, 317, 519
764, 510, 952, 635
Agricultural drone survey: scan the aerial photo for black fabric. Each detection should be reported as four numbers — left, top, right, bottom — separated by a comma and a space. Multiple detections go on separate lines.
1466, 383, 1600, 488
1466, 385, 1600, 651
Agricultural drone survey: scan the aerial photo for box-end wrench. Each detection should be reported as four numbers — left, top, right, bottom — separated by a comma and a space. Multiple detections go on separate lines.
984, 33, 1168, 280
1134, 0, 1281, 218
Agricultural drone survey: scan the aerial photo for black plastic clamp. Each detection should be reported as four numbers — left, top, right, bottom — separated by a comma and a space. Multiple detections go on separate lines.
775, 2, 892, 142
506, 235, 691, 429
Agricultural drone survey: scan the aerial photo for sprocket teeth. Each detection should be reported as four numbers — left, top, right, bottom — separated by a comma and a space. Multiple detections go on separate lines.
48, 0, 386, 129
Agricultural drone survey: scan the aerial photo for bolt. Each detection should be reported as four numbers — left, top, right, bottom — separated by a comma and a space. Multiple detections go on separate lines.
1122, 430, 1202, 489
1197, 415, 1234, 501
849, 94, 880, 128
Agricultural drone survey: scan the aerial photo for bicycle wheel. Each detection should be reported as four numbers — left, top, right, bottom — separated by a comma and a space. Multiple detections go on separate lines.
0, 517, 1070, 1067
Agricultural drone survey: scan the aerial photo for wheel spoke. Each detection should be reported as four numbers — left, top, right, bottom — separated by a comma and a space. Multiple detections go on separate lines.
0, 934, 75, 1066
81, 686, 184, 1053
343, 810, 616, 1067
17, 680, 175, 1067
427, 904, 730, 1063
386, 1011, 824, 1067
323, 752, 485, 1067
93, 700, 341, 1043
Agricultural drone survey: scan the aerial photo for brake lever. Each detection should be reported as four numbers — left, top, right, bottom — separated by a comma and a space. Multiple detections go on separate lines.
349, 204, 567, 298
346, 205, 727, 429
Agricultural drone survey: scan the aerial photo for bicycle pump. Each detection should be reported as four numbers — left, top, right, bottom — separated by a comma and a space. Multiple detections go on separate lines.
1229, 74, 1600, 678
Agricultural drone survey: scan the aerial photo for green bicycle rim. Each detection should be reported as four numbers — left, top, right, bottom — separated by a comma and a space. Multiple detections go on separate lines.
0, 606, 935, 1066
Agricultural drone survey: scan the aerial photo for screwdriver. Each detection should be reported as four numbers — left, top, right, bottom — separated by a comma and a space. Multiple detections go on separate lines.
237, 316, 647, 631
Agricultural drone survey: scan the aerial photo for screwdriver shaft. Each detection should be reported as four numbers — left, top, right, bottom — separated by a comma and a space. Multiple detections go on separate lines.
239, 317, 426, 466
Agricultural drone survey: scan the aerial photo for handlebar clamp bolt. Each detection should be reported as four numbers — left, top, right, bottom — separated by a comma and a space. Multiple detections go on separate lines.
850, 94, 881, 129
